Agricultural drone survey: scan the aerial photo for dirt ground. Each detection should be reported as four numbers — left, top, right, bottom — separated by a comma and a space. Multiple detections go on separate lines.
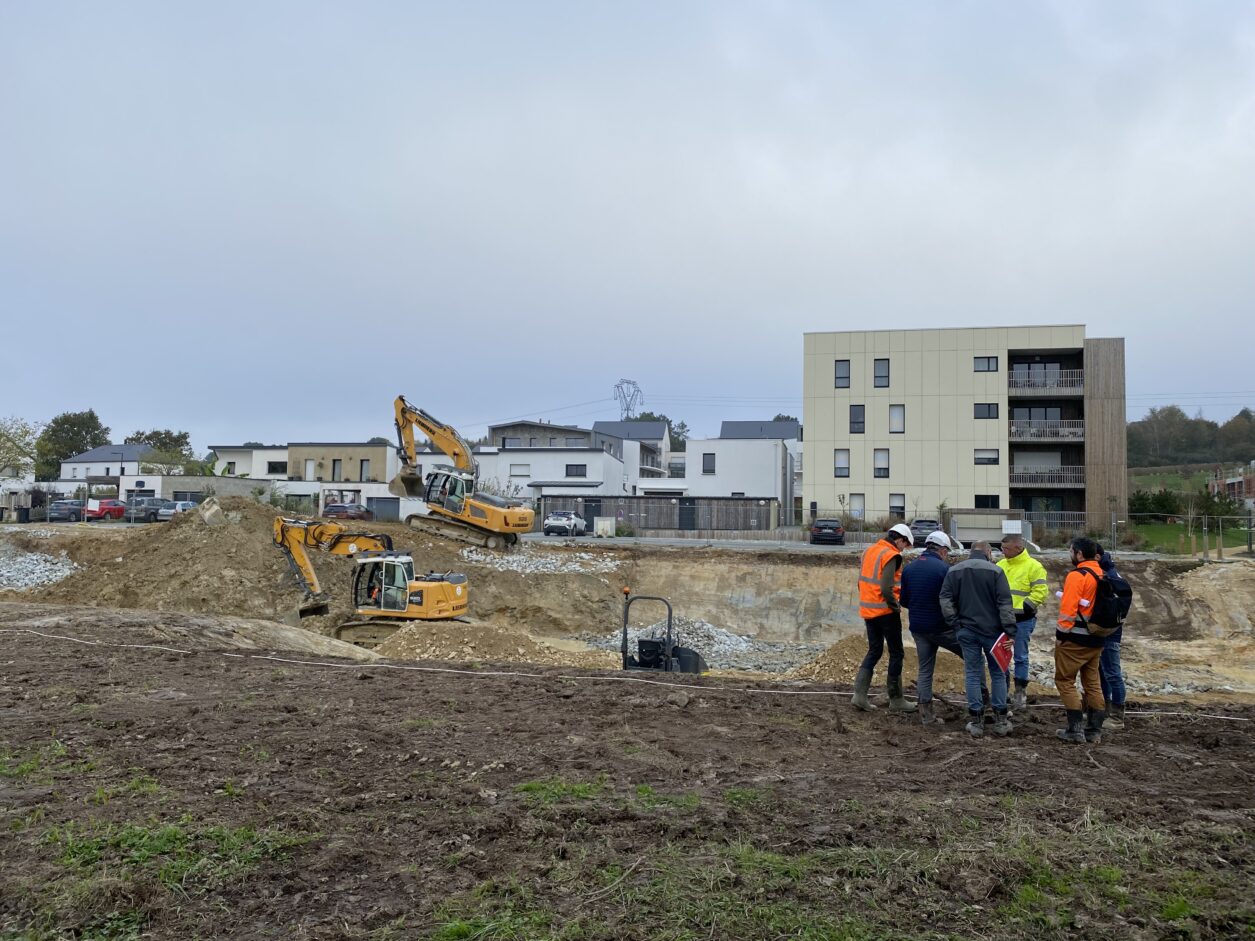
2, 604, 1253, 941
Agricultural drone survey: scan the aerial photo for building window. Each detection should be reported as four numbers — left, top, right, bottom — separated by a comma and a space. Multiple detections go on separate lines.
266, 461, 288, 475
72, 467, 78, 477
850, 493, 865, 519
359, 459, 371, 481
529, 437, 538, 447
834, 449, 850, 478
834, 359, 850, 388
702, 453, 716, 475
549, 437, 557, 446
975, 494, 1001, 509
509, 464, 530, 477
105, 467, 111, 476
502, 437, 522, 448
332, 459, 343, 481
974, 356, 999, 372
889, 494, 906, 519
889, 404, 905, 434
224, 462, 236, 475
565, 437, 584, 448
974, 403, 999, 419
874, 358, 890, 388
731, 491, 745, 497
565, 464, 587, 478
974, 449, 1000, 465
874, 449, 890, 478
850, 404, 865, 434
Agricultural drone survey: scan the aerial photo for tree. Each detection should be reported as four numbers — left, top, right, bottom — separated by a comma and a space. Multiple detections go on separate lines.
635, 411, 689, 452
125, 429, 193, 457
138, 449, 189, 475
0, 416, 43, 478
34, 410, 110, 480
367, 436, 391, 445
242, 441, 264, 448
772, 414, 799, 423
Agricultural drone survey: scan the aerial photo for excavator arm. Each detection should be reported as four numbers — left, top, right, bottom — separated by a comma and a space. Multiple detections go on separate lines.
272, 517, 394, 617
389, 395, 478, 497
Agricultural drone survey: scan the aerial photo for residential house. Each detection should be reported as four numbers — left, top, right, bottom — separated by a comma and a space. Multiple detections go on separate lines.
58, 444, 153, 482
590, 420, 670, 479
209, 445, 292, 480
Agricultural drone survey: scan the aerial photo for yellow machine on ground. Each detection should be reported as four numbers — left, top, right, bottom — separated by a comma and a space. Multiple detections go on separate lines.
272, 517, 469, 647
387, 395, 535, 550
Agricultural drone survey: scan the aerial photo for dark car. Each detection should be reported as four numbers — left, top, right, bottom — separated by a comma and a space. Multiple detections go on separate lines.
323, 503, 375, 521
809, 518, 845, 545
124, 497, 169, 523
910, 518, 942, 546
47, 500, 85, 522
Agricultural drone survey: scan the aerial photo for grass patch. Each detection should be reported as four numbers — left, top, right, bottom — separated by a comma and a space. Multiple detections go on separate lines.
1132, 522, 1250, 553
1159, 896, 1200, 921
514, 775, 605, 805
723, 786, 766, 809
1, 739, 96, 782
634, 784, 700, 810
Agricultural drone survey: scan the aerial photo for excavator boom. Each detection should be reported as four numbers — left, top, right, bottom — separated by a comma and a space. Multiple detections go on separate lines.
389, 395, 477, 498
273, 517, 393, 619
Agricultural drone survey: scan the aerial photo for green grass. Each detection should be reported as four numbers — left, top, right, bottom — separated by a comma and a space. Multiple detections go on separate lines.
514, 775, 606, 804
633, 784, 699, 810
1132, 522, 1252, 553
1, 739, 96, 781
1127, 469, 1212, 492
723, 786, 766, 809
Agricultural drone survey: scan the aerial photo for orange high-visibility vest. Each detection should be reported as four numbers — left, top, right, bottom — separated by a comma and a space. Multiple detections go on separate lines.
858, 538, 902, 619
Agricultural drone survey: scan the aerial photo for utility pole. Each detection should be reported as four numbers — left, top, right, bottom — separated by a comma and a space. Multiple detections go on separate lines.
613, 379, 644, 420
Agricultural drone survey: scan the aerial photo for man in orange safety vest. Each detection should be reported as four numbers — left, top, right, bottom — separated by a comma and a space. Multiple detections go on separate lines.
853, 522, 916, 713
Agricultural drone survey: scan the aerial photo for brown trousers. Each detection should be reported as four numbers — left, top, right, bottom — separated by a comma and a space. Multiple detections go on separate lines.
1054, 640, 1105, 712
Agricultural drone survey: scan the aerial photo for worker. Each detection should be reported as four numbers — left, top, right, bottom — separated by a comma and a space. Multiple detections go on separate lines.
901, 530, 985, 725
1095, 546, 1133, 731
939, 540, 1016, 738
1054, 537, 1108, 744
996, 533, 1049, 712
853, 522, 916, 714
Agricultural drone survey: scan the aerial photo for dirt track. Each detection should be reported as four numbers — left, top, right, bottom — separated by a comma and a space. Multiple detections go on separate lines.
2, 605, 1253, 940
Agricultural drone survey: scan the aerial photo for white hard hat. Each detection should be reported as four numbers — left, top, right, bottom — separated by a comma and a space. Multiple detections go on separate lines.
925, 530, 952, 550
889, 523, 914, 542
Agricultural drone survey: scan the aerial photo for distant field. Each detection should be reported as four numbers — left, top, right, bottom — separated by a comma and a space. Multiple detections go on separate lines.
1128, 468, 1212, 493
1133, 521, 1252, 554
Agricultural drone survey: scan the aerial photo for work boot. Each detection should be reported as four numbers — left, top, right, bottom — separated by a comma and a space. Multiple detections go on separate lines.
852, 668, 876, 712
1011, 680, 1028, 714
918, 701, 944, 725
887, 677, 917, 714
1085, 709, 1106, 744
1056, 710, 1086, 744
981, 687, 995, 724
1103, 703, 1126, 731
965, 710, 984, 738
992, 711, 1013, 737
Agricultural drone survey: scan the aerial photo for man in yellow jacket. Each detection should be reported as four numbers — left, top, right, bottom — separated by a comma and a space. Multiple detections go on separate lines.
997, 533, 1049, 712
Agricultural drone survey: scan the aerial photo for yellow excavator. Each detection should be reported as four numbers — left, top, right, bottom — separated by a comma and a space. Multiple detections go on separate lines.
272, 517, 469, 648
387, 395, 535, 550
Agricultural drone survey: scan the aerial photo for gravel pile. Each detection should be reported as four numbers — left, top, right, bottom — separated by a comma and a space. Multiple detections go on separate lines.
583, 614, 825, 674
460, 546, 620, 575
0, 541, 79, 590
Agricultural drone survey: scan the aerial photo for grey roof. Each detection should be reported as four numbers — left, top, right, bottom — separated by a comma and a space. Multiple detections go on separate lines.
719, 420, 800, 440
65, 444, 153, 463
592, 420, 667, 441
487, 419, 588, 434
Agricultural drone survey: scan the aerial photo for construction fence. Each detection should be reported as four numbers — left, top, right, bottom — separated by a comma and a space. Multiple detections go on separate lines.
538, 495, 782, 534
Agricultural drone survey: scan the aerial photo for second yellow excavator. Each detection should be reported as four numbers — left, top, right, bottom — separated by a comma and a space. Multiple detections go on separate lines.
387, 395, 535, 550
272, 516, 469, 648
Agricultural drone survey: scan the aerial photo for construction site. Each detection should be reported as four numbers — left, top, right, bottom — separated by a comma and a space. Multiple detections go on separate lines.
1, 497, 1253, 940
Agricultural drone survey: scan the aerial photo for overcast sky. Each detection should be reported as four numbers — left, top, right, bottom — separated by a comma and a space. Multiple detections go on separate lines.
3, 1, 1253, 450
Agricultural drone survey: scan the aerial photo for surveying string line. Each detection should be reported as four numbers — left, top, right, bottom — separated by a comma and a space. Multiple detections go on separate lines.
1, 629, 1252, 721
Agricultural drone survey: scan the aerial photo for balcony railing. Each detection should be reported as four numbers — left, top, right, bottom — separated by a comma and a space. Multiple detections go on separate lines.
1009, 465, 1086, 488
1024, 511, 1089, 533
1009, 419, 1085, 441
1008, 369, 1084, 395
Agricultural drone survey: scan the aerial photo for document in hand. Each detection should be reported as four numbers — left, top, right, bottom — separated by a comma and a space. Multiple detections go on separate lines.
992, 633, 1013, 672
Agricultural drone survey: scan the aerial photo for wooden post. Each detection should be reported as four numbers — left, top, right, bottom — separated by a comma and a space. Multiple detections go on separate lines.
1177, 532, 1185, 555
1217, 526, 1224, 560
1191, 533, 1197, 557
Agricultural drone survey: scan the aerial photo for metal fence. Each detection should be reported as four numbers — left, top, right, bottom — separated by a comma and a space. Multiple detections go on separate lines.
539, 495, 781, 533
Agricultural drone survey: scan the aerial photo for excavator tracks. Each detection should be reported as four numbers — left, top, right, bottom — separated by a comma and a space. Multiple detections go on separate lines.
403, 514, 521, 551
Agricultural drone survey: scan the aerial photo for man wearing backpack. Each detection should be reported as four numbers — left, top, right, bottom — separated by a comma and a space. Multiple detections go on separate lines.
1095, 547, 1133, 731
1054, 537, 1113, 744
996, 533, 1049, 713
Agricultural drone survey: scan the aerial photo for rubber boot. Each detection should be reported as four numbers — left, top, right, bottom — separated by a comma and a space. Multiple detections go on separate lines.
1085, 709, 1106, 744
852, 668, 876, 712
981, 687, 994, 724
1056, 710, 1085, 744
887, 676, 916, 714
992, 710, 1013, 737
1011, 679, 1028, 714
1103, 703, 1125, 731
965, 710, 984, 738
918, 701, 944, 726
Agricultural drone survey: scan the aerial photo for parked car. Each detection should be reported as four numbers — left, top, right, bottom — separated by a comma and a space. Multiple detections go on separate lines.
910, 518, 942, 546
543, 511, 586, 536
85, 499, 127, 522
125, 497, 169, 523
47, 500, 85, 522
157, 500, 198, 521
323, 503, 375, 521
809, 518, 845, 545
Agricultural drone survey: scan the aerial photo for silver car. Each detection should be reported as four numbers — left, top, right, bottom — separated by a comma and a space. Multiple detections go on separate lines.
156, 500, 198, 521
543, 511, 586, 536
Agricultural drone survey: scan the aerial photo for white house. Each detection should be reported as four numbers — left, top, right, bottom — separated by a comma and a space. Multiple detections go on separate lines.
635, 437, 795, 522
58, 443, 154, 481
474, 445, 632, 498
208, 445, 292, 480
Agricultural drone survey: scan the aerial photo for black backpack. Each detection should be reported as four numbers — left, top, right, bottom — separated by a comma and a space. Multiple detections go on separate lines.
1076, 566, 1133, 637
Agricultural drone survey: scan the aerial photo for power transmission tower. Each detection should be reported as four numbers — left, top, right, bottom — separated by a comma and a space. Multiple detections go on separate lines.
613, 379, 644, 420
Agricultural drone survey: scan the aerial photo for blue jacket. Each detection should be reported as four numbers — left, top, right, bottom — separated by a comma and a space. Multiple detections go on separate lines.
900, 548, 950, 634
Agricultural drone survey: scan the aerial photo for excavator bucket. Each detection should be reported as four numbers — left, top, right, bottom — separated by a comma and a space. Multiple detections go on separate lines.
284, 597, 330, 626
388, 471, 426, 499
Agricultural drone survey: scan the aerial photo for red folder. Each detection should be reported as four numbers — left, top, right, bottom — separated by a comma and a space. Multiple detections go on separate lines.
992, 633, 1013, 672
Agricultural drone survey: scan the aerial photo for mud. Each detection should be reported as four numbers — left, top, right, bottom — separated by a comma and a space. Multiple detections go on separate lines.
1, 605, 1252, 940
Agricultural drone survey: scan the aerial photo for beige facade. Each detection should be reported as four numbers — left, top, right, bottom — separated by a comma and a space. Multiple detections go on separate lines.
802, 325, 1126, 529
286, 443, 393, 484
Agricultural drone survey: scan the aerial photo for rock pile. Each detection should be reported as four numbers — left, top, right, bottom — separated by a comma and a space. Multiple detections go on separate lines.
0, 539, 79, 590
460, 546, 620, 576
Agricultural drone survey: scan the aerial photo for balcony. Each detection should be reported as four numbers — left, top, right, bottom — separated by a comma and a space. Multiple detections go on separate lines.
1024, 511, 1089, 533
1009, 419, 1085, 442
1009, 466, 1086, 488
1008, 369, 1084, 396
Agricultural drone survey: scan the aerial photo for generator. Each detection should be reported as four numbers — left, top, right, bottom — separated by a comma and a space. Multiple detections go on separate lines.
620, 588, 708, 675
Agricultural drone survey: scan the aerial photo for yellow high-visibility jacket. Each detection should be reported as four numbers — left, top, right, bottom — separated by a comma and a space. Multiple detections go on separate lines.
997, 551, 1049, 611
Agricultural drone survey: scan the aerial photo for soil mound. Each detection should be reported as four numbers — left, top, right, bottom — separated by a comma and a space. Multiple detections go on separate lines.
790, 634, 967, 693
376, 620, 616, 668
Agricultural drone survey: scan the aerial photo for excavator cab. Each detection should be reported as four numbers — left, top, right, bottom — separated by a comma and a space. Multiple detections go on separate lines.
353, 556, 415, 613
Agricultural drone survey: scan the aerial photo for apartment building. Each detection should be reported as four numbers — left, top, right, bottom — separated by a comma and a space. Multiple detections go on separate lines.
802, 325, 1126, 529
